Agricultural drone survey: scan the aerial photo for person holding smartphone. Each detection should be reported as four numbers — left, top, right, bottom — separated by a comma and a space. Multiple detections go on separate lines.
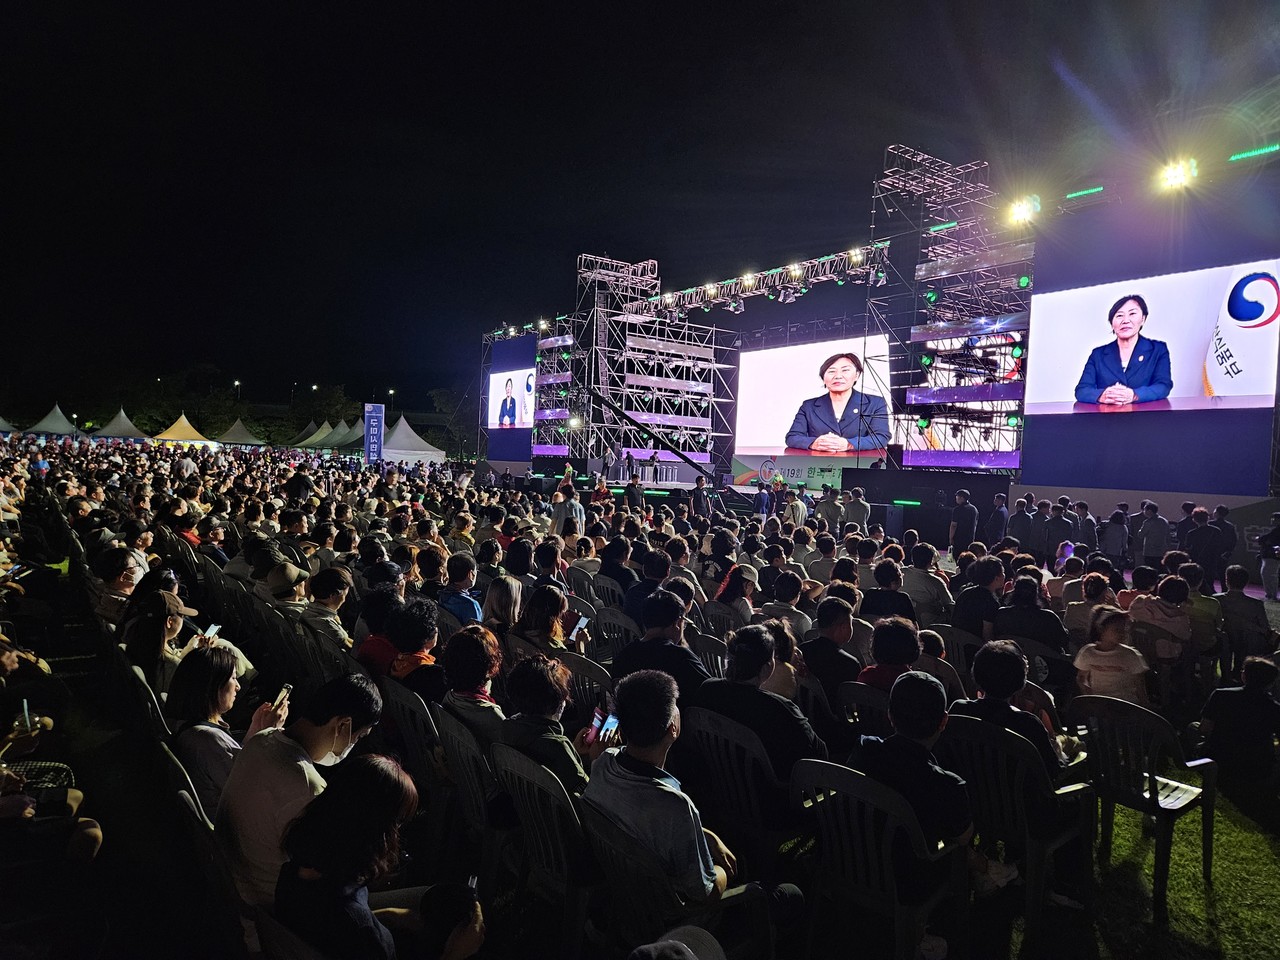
167, 647, 289, 815
498, 655, 615, 797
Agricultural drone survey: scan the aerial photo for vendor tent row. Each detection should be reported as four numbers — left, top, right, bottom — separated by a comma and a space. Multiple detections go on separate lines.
0, 404, 444, 461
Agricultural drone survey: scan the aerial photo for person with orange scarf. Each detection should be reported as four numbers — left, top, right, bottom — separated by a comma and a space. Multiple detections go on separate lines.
385, 598, 446, 705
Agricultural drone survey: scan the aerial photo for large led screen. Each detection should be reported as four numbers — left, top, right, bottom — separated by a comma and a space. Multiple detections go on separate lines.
485, 336, 537, 461
735, 334, 891, 457
1025, 260, 1279, 415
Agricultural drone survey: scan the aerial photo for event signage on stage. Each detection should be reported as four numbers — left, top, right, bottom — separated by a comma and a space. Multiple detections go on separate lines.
731, 454, 845, 489
364, 403, 385, 462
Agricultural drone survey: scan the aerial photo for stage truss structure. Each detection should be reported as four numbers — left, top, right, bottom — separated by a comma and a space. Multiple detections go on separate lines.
865, 145, 1036, 470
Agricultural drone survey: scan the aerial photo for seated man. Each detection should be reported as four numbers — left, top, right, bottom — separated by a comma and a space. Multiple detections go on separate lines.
949, 640, 1064, 777
697, 625, 827, 780
799, 596, 863, 708
624, 549, 673, 628
438, 552, 484, 625
263, 561, 312, 620
857, 559, 918, 624
216, 674, 381, 906
759, 571, 813, 639
611, 589, 711, 705
1199, 656, 1280, 793
1214, 564, 1279, 682
300, 566, 354, 650
857, 671, 972, 952
807, 534, 839, 584
902, 544, 953, 628
583, 669, 803, 940
950, 556, 1005, 642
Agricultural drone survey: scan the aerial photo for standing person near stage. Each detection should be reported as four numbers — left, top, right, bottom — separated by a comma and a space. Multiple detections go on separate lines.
983, 493, 1008, 547
949, 490, 979, 562
814, 485, 844, 532
751, 481, 772, 525
690, 474, 712, 520
845, 487, 871, 534
624, 475, 645, 513
1255, 512, 1280, 603
1208, 505, 1238, 594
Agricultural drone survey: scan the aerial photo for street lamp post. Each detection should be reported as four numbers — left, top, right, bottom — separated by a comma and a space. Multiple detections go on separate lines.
71, 413, 79, 437
234, 379, 241, 400
388, 389, 395, 416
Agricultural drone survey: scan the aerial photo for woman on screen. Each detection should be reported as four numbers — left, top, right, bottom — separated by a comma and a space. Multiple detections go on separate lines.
1074, 294, 1173, 405
498, 378, 517, 426
785, 351, 891, 452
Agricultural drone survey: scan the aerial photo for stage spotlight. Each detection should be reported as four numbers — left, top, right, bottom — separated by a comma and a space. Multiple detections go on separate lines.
874, 269, 887, 287
1009, 195, 1041, 224
919, 350, 936, 369
1160, 158, 1198, 190
701, 304, 712, 312
788, 263, 803, 278
778, 286, 797, 304
538, 319, 548, 331
916, 415, 932, 431
1006, 413, 1024, 428
704, 284, 717, 296
1010, 338, 1025, 359
981, 428, 992, 441
507, 326, 516, 336
724, 299, 745, 314
950, 424, 962, 438
568, 416, 582, 428
849, 248, 864, 264
742, 273, 756, 287
1017, 275, 1031, 289
923, 289, 939, 305
766, 290, 777, 301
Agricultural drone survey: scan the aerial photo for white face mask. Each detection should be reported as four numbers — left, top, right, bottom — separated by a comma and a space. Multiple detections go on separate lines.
316, 722, 356, 767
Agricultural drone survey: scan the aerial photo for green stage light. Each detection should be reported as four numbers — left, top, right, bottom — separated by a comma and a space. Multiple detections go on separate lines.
924, 289, 939, 305
928, 221, 958, 233
892, 499, 923, 506
919, 351, 936, 368
560, 351, 571, 360
1228, 144, 1279, 162
1064, 185, 1105, 199
1018, 275, 1031, 289
558, 389, 568, 397
1011, 343, 1025, 359
1006, 414, 1023, 427
916, 416, 932, 429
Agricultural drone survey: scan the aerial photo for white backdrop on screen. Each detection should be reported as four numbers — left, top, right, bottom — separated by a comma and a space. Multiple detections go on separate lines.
735, 335, 891, 451
1024, 259, 1280, 412
486, 368, 536, 428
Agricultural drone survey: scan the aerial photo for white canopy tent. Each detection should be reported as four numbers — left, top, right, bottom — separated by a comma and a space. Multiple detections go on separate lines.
294, 421, 333, 448
0, 415, 17, 434
330, 418, 365, 449
286, 421, 318, 446
92, 407, 150, 440
379, 415, 446, 464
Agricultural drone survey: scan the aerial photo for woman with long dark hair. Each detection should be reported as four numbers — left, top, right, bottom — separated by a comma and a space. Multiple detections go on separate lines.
275, 756, 420, 960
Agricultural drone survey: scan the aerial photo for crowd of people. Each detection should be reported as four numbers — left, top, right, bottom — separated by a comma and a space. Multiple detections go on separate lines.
1, 431, 1279, 959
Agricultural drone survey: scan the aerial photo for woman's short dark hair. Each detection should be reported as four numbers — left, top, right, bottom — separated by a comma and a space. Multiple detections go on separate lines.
506, 655, 572, 716
504, 538, 535, 577
971, 640, 1027, 699
888, 671, 946, 739
165, 646, 238, 722
387, 598, 439, 655
1080, 572, 1110, 601
1107, 294, 1148, 324
282, 754, 417, 883
476, 539, 502, 565
818, 352, 864, 380
1008, 576, 1043, 609
1156, 575, 1190, 605
442, 625, 503, 691
830, 557, 858, 583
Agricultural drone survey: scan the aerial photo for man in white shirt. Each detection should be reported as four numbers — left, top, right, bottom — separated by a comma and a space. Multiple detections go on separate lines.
216, 674, 382, 906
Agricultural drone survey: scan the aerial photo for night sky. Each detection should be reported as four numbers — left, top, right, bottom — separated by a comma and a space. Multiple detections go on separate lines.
4, 1, 1276, 415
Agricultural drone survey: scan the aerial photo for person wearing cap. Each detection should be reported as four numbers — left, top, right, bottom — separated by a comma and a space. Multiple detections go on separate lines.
197, 515, 229, 568
301, 567, 354, 650
123, 590, 203, 696
711, 564, 759, 628
264, 561, 311, 620
785, 351, 890, 453
949, 490, 979, 561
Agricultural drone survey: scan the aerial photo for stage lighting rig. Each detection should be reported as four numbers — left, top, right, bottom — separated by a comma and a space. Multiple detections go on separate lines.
1160, 158, 1198, 190
724, 299, 745, 314
1009, 195, 1041, 224
777, 286, 798, 304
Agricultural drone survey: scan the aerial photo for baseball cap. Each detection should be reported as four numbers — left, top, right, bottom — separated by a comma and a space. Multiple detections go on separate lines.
737, 564, 759, 583
265, 561, 311, 596
144, 590, 198, 619
196, 516, 223, 536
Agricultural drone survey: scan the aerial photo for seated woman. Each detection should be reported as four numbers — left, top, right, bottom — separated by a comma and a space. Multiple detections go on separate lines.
167, 647, 287, 816
440, 626, 507, 750
276, 756, 425, 960
1063, 572, 1115, 639
498, 655, 610, 798
1199, 656, 1280, 792
1128, 575, 1193, 645
994, 576, 1070, 653
124, 591, 205, 697
713, 564, 759, 627
386, 598, 447, 706
857, 617, 922, 692
569, 537, 601, 575
509, 585, 586, 655
1072, 605, 1149, 704
480, 575, 523, 646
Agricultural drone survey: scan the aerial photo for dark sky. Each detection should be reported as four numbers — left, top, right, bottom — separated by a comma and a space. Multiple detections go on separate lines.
4, 1, 1276, 413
